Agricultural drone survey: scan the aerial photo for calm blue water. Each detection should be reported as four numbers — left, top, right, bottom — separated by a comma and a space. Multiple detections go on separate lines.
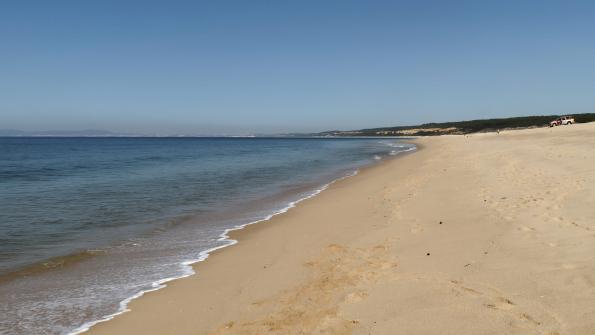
0, 137, 414, 335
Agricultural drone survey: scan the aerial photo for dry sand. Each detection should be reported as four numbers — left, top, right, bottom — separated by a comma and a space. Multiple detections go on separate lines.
87, 123, 595, 335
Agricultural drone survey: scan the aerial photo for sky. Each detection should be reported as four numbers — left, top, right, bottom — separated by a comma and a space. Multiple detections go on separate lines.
1, 1, 595, 135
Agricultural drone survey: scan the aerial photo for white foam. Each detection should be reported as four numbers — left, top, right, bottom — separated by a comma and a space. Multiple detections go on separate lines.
389, 146, 416, 155
378, 141, 416, 157
68, 170, 359, 335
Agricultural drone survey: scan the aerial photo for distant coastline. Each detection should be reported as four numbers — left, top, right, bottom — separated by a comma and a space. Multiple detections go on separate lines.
318, 112, 595, 137
5, 113, 595, 138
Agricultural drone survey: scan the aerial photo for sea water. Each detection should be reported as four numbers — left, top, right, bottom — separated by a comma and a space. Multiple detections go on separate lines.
0, 137, 415, 334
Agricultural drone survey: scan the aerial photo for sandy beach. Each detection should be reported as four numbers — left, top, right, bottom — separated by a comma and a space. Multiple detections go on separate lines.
87, 123, 595, 335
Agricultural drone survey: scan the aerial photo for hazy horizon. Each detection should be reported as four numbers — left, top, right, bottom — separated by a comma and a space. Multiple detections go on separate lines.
2, 1, 595, 134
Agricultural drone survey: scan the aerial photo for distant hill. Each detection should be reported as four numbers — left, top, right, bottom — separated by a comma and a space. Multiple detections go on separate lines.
318, 113, 595, 137
0, 129, 259, 137
0, 129, 137, 137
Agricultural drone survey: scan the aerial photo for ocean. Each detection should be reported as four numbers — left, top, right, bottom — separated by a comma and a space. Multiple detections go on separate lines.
0, 137, 415, 334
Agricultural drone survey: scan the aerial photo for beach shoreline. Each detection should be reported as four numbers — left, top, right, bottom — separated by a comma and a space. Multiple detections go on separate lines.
1, 138, 415, 335
87, 123, 595, 335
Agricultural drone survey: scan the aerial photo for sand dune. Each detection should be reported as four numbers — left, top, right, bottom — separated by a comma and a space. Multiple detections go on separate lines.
87, 123, 595, 335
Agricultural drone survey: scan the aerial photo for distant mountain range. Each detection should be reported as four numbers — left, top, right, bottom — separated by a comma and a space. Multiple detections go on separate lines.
0, 129, 139, 137
0, 129, 263, 138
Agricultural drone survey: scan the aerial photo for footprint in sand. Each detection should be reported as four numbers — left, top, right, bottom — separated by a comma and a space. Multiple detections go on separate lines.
449, 280, 482, 296
485, 297, 516, 311
570, 221, 593, 232
449, 280, 548, 329
519, 312, 541, 326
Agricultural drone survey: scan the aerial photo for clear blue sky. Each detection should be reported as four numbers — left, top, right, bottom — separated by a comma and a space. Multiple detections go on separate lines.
1, 1, 595, 134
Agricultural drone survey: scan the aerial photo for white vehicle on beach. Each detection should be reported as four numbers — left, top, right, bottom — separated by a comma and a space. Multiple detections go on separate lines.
550, 116, 575, 127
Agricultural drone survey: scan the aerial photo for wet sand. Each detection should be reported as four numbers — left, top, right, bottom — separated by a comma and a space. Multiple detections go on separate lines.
87, 122, 595, 335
